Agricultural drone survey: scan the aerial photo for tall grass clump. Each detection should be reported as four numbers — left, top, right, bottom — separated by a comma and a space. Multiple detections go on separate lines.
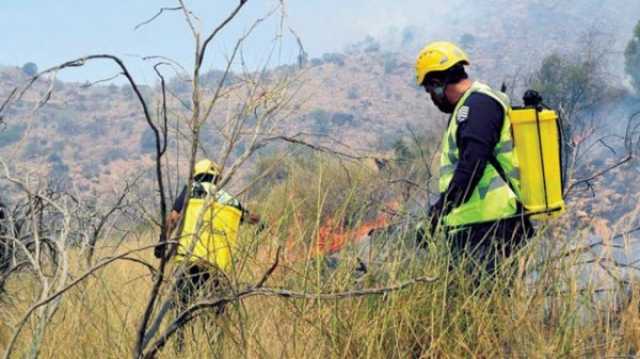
1, 152, 639, 358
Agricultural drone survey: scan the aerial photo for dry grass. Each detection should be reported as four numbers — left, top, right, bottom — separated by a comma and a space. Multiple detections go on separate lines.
3, 230, 639, 358
2, 156, 639, 358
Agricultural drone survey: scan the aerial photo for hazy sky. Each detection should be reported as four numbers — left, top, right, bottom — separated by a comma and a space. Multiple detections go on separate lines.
3, 1, 639, 84
1, 0, 448, 83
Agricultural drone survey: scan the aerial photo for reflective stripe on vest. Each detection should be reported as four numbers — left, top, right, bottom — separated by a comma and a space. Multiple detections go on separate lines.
438, 82, 522, 227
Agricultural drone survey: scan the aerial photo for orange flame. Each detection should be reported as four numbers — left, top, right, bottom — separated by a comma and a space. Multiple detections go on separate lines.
284, 201, 399, 262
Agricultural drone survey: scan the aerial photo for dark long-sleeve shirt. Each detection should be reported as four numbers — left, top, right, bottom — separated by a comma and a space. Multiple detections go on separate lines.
436, 92, 504, 213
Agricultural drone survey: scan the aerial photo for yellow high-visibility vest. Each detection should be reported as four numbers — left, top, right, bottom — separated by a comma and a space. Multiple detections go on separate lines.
439, 82, 522, 227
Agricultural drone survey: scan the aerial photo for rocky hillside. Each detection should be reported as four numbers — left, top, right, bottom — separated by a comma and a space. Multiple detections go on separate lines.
0, 1, 639, 195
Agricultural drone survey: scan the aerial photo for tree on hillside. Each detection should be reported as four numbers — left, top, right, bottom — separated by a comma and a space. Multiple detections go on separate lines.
21, 62, 38, 77
459, 33, 476, 50
530, 31, 639, 197
530, 52, 608, 121
625, 19, 640, 94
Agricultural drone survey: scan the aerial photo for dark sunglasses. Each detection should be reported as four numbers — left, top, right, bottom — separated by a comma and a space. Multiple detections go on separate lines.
422, 78, 446, 92
194, 173, 218, 183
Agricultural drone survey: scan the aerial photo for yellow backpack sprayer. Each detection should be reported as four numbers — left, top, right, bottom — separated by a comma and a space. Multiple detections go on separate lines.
511, 90, 565, 220
176, 199, 242, 272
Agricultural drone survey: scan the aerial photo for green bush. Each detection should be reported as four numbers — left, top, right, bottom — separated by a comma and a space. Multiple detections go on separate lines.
347, 87, 360, 100
331, 112, 354, 126
625, 20, 640, 94
322, 53, 346, 66
0, 124, 26, 147
459, 33, 476, 50
140, 129, 157, 153
383, 53, 399, 74
21, 62, 38, 77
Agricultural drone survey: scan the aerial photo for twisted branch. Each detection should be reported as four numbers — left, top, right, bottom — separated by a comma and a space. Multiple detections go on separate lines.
134, 6, 183, 30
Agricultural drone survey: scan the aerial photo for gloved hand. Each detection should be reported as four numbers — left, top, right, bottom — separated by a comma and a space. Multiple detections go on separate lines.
154, 233, 167, 259
416, 197, 443, 249
256, 221, 267, 233
247, 212, 261, 225
428, 202, 443, 236
415, 222, 428, 249
415, 205, 442, 249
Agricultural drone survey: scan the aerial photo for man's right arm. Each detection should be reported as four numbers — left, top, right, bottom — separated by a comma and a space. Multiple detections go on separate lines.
155, 186, 187, 259
164, 210, 182, 236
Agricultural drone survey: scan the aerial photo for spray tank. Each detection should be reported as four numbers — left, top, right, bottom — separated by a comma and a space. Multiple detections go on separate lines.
511, 90, 565, 220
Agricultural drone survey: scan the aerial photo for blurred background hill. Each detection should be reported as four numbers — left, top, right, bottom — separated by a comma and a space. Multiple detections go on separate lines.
0, 0, 639, 196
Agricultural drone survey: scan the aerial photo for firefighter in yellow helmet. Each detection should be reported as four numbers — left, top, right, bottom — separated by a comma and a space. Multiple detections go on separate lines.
155, 159, 262, 259
154, 159, 262, 319
415, 41, 533, 274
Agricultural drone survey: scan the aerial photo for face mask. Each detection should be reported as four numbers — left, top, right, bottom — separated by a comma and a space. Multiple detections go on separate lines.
429, 86, 455, 114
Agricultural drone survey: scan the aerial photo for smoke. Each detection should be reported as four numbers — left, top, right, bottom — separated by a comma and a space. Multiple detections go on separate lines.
339, 0, 640, 65
324, 0, 640, 99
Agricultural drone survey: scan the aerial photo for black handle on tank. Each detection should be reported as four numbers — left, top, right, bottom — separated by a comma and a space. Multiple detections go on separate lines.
523, 90, 543, 107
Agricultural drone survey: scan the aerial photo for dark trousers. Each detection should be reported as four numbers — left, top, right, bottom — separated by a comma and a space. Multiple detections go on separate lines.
174, 263, 226, 351
448, 215, 534, 275
175, 263, 226, 314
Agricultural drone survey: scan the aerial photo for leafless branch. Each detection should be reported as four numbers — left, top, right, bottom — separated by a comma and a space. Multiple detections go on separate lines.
566, 109, 640, 195
14, 53, 169, 232
80, 73, 124, 88
201, 12, 265, 127
86, 177, 141, 265
152, 63, 170, 156
612, 225, 640, 240
13, 54, 171, 358
142, 55, 187, 75
256, 246, 281, 288
134, 6, 183, 31
0, 87, 17, 120
101, 256, 158, 276
566, 154, 633, 194
598, 138, 618, 155
142, 274, 437, 357
3, 242, 176, 359
177, 0, 200, 41
258, 134, 387, 162
289, 26, 307, 67
387, 178, 430, 194
198, 0, 249, 68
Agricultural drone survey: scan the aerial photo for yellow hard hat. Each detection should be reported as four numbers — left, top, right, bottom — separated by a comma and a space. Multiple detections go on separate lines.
415, 41, 470, 85
194, 159, 221, 178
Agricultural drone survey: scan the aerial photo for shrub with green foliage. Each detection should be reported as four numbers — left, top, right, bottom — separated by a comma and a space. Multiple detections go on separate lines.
322, 53, 346, 66
347, 87, 360, 100
0, 124, 26, 147
306, 110, 356, 134
459, 33, 476, 50
21, 62, 38, 77
251, 149, 388, 234
331, 112, 354, 126
310, 58, 324, 67
139, 129, 157, 153
383, 52, 399, 74
530, 53, 608, 117
625, 20, 640, 94
103, 148, 128, 164
392, 138, 414, 165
